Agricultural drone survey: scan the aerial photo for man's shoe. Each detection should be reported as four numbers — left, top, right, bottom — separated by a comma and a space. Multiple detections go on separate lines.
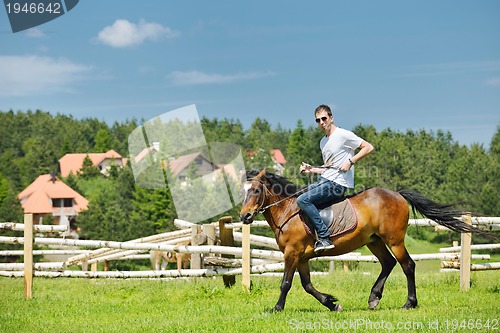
314, 238, 335, 253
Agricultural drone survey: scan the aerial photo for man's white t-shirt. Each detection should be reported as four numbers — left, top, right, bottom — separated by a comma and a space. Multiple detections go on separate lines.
319, 127, 363, 189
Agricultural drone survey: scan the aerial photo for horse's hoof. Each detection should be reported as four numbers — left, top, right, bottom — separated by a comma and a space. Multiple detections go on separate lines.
270, 306, 283, 313
402, 300, 418, 309
334, 304, 343, 312
368, 299, 380, 310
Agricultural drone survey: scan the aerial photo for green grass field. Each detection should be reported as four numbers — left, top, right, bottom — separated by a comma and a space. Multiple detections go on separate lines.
1, 269, 499, 333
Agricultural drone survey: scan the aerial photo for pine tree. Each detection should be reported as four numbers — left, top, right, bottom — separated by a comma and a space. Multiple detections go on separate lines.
78, 156, 101, 179
94, 128, 112, 153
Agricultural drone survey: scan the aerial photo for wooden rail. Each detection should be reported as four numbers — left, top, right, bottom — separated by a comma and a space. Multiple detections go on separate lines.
1, 214, 498, 296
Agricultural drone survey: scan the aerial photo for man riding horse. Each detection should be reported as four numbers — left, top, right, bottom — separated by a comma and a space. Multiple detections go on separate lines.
298, 104, 374, 252
239, 105, 494, 312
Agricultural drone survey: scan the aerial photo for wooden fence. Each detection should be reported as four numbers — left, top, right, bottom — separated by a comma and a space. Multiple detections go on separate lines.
1, 213, 498, 298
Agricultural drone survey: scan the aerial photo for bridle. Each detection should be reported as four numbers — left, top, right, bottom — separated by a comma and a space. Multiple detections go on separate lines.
245, 177, 307, 235
246, 177, 306, 213
253, 162, 340, 213
244, 178, 273, 214
251, 165, 334, 213
258, 186, 307, 213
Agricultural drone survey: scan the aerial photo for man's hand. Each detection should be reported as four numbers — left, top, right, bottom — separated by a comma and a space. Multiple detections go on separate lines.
338, 160, 352, 172
300, 162, 312, 173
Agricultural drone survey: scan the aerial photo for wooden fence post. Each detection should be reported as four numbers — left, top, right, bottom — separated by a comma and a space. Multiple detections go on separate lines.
460, 213, 472, 291
241, 224, 251, 291
203, 224, 216, 246
219, 216, 235, 287
329, 261, 335, 272
82, 260, 88, 271
191, 225, 202, 269
23, 214, 33, 299
343, 261, 349, 272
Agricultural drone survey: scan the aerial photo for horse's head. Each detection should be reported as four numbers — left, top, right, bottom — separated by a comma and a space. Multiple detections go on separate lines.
239, 169, 268, 224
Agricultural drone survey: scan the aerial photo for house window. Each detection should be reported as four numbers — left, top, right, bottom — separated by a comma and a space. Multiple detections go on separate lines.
52, 198, 73, 207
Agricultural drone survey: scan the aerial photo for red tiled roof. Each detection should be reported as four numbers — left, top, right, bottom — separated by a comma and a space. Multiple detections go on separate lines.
59, 150, 124, 177
218, 163, 243, 182
136, 150, 236, 178
134, 147, 156, 163
94, 149, 122, 165
270, 149, 287, 164
167, 152, 204, 177
18, 174, 88, 214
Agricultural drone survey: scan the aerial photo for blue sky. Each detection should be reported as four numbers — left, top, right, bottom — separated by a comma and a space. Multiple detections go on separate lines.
1, 1, 499, 148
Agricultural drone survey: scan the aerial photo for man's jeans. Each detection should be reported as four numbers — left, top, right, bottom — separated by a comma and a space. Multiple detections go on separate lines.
297, 177, 346, 239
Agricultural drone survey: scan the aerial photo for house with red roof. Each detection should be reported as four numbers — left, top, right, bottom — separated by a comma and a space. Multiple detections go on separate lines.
270, 149, 287, 175
18, 173, 88, 230
134, 143, 242, 184
59, 149, 126, 177
165, 152, 217, 179
134, 142, 218, 180
246, 148, 287, 175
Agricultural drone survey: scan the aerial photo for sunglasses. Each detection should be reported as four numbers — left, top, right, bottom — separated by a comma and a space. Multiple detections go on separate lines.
315, 116, 329, 123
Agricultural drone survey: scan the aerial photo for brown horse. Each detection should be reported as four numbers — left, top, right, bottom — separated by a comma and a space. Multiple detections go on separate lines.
239, 169, 491, 312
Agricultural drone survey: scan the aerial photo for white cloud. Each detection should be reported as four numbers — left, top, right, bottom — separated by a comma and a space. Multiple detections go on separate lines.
168, 70, 276, 86
0, 55, 92, 97
485, 77, 500, 87
96, 19, 179, 48
25, 28, 45, 38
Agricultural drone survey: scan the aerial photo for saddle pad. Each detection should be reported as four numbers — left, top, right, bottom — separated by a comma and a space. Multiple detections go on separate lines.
301, 198, 358, 238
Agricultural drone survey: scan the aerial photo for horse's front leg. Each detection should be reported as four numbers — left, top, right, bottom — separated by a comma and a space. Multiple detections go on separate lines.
272, 253, 298, 312
297, 260, 342, 311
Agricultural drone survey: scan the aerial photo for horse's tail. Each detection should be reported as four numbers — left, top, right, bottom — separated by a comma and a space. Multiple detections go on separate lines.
398, 189, 497, 240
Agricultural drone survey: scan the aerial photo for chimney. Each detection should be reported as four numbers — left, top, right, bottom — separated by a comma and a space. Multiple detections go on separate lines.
152, 141, 160, 152
50, 171, 56, 183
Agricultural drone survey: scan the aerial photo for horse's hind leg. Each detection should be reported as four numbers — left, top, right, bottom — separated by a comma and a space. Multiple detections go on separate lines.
389, 243, 417, 309
297, 260, 342, 311
366, 236, 397, 309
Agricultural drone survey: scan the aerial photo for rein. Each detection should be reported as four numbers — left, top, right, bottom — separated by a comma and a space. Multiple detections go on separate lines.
258, 187, 307, 213
248, 174, 306, 214
256, 164, 332, 213
247, 166, 333, 234
252, 168, 305, 213
248, 176, 306, 236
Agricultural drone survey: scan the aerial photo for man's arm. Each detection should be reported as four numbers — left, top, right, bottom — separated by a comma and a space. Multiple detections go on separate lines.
352, 140, 375, 164
299, 162, 324, 174
338, 140, 374, 172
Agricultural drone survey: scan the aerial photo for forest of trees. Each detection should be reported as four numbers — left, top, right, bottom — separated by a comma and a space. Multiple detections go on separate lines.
0, 109, 498, 243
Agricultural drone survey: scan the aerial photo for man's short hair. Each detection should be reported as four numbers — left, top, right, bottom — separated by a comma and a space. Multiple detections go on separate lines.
314, 104, 332, 117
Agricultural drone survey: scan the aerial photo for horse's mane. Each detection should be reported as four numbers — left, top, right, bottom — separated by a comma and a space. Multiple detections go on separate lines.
246, 170, 373, 199
245, 170, 303, 195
